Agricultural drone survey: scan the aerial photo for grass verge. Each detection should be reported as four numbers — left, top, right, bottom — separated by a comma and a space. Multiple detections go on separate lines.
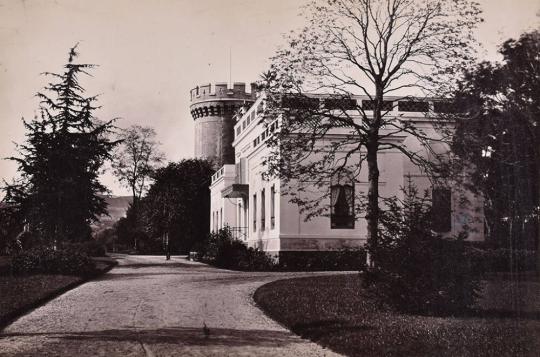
0, 256, 117, 330
253, 274, 540, 357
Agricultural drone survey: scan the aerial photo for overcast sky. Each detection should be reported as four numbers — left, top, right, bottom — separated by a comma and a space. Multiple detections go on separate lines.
1, 0, 539, 196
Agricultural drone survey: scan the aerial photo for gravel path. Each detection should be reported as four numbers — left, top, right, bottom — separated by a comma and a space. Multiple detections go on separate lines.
0, 254, 343, 356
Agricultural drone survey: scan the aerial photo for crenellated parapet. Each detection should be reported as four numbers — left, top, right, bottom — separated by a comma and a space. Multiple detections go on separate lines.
190, 82, 257, 102
190, 82, 257, 120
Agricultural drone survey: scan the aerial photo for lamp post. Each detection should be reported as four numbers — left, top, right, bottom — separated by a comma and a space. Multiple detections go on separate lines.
165, 232, 170, 260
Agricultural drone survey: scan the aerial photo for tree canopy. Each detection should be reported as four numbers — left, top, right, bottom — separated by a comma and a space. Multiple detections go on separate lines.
3, 45, 117, 244
452, 30, 540, 251
139, 159, 214, 253
262, 0, 483, 263
112, 125, 164, 206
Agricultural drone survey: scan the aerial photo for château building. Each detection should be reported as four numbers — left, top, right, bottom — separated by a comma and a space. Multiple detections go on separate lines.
193, 83, 484, 261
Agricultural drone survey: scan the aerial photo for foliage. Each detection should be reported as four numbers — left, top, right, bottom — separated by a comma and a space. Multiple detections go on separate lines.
0, 204, 24, 255
364, 184, 480, 314
140, 159, 214, 254
452, 30, 540, 251
278, 249, 366, 271
94, 227, 118, 252
112, 125, 164, 206
467, 247, 537, 273
261, 0, 483, 263
61, 240, 106, 257
10, 247, 95, 276
195, 228, 276, 271
3, 45, 117, 244
113, 209, 159, 254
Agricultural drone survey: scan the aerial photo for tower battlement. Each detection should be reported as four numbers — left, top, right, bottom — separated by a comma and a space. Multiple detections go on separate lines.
190, 82, 257, 102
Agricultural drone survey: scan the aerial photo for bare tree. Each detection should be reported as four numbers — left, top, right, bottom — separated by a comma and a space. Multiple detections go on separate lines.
112, 125, 164, 206
262, 0, 482, 264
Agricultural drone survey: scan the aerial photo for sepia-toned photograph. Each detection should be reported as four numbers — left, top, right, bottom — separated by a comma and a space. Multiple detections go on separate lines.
0, 0, 538, 356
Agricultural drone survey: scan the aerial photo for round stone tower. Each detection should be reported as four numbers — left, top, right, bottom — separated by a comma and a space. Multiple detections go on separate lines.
190, 82, 256, 167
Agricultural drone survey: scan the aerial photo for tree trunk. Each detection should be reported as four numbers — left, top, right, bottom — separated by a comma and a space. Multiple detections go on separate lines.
536, 160, 540, 272
366, 141, 380, 267
366, 86, 383, 267
535, 123, 540, 272
131, 186, 138, 251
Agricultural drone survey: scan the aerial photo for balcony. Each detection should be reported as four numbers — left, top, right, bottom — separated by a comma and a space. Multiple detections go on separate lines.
212, 160, 249, 199
211, 164, 236, 186
222, 184, 249, 198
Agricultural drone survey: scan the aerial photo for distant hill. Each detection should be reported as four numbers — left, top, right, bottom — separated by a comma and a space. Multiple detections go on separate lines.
92, 195, 132, 232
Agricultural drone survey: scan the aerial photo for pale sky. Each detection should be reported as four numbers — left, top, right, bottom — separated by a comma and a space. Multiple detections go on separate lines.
1, 0, 539, 196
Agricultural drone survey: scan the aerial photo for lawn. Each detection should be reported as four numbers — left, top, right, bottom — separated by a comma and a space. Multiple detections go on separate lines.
0, 256, 116, 329
254, 274, 540, 357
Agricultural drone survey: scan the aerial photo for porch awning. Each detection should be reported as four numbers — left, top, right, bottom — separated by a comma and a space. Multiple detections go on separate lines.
221, 184, 249, 198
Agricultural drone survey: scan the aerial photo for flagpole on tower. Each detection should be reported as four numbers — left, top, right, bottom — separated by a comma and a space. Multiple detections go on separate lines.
229, 46, 232, 87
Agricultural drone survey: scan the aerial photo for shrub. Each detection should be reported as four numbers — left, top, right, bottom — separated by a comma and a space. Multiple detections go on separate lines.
62, 240, 106, 257
468, 247, 536, 273
196, 228, 276, 271
364, 185, 481, 315
10, 247, 96, 276
278, 249, 366, 271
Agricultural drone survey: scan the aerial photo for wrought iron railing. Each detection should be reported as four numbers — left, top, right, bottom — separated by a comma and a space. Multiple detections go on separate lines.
230, 227, 248, 241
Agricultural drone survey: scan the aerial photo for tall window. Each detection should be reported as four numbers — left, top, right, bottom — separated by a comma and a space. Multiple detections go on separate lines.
330, 172, 354, 229
238, 203, 242, 229
253, 194, 257, 232
244, 200, 249, 233
261, 189, 266, 230
432, 188, 452, 232
270, 185, 276, 229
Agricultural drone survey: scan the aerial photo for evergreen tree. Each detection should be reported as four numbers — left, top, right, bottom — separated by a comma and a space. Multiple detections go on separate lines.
4, 45, 117, 244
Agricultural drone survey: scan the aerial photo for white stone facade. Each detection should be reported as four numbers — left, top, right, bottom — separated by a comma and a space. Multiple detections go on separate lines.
209, 94, 484, 256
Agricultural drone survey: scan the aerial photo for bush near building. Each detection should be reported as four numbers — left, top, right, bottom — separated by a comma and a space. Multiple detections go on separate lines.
195, 228, 276, 271
365, 186, 481, 315
467, 247, 537, 273
196, 228, 367, 271
278, 250, 366, 271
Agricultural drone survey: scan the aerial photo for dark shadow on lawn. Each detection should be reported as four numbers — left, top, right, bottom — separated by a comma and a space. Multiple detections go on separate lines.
0, 326, 300, 348
394, 307, 540, 321
465, 308, 540, 320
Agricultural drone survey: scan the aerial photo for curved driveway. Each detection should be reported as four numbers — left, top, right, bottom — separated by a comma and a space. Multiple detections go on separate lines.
0, 254, 342, 356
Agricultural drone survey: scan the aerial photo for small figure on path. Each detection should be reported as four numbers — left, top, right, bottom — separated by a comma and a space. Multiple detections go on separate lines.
202, 322, 210, 339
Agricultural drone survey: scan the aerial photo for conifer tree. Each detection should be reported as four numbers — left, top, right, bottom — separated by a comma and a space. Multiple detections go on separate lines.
4, 45, 117, 244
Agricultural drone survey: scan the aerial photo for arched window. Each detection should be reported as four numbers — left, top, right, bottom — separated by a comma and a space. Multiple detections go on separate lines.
330, 172, 355, 229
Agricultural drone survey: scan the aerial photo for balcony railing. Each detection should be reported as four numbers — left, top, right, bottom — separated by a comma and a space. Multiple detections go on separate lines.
211, 167, 225, 184
230, 227, 248, 241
